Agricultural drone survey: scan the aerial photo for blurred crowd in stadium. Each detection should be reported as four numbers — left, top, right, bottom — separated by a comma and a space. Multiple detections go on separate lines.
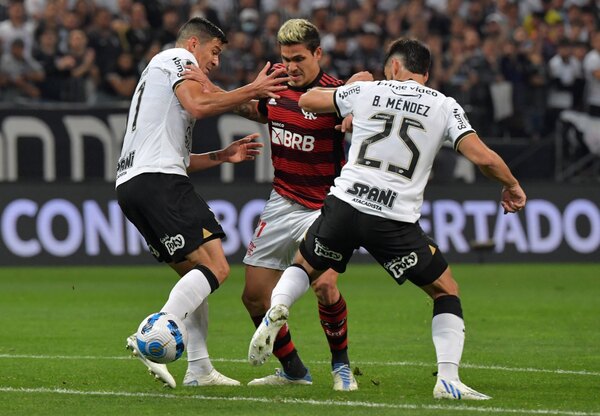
1, 0, 599, 141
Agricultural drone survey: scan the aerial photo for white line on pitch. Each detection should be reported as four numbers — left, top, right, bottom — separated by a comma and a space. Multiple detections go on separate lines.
0, 354, 597, 377
0, 387, 598, 416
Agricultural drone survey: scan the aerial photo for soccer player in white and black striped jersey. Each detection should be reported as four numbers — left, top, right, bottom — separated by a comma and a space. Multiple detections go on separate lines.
248, 38, 526, 400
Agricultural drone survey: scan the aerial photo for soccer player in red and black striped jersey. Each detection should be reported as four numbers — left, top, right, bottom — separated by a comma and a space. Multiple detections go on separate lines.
234, 19, 372, 391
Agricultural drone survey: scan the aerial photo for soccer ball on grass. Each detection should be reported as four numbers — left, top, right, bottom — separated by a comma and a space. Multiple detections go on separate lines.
135, 312, 188, 364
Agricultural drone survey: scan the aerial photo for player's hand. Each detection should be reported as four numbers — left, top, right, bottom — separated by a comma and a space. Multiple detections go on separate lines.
221, 133, 264, 163
335, 115, 354, 133
182, 64, 212, 92
251, 62, 290, 99
500, 183, 526, 214
182, 64, 208, 82
346, 71, 373, 84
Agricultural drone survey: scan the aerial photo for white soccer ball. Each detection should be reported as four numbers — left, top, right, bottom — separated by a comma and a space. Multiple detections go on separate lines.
135, 312, 188, 364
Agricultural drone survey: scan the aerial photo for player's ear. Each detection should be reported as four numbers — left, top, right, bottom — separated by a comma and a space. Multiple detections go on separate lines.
392, 58, 401, 79
188, 36, 200, 51
314, 46, 323, 60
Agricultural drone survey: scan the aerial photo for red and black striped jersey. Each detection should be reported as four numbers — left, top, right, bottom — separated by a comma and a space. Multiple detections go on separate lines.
258, 70, 346, 209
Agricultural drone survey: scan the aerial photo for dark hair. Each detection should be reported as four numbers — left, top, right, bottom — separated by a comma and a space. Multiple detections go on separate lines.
277, 19, 321, 53
384, 38, 431, 75
177, 17, 228, 45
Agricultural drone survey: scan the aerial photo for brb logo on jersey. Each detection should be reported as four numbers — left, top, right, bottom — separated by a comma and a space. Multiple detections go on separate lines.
271, 121, 315, 152
384, 252, 418, 283
160, 234, 185, 255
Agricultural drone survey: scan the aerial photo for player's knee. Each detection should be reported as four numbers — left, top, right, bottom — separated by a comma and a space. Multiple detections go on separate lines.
208, 261, 229, 283
431, 273, 459, 298
311, 278, 340, 305
241, 284, 263, 306
241, 289, 268, 314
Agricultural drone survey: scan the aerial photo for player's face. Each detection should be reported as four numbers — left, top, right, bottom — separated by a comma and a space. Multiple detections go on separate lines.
280, 44, 322, 87
193, 38, 224, 74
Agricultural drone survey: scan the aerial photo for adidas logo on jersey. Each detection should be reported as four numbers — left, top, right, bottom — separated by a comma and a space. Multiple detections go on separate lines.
268, 98, 277, 105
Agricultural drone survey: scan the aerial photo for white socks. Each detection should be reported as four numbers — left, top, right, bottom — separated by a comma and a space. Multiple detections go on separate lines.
184, 299, 214, 375
161, 268, 213, 321
432, 313, 465, 381
271, 265, 311, 308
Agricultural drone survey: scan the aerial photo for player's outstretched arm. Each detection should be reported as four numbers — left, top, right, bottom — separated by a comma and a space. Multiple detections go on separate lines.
345, 71, 373, 84
457, 133, 526, 213
182, 64, 268, 123
187, 133, 264, 173
233, 100, 268, 123
176, 62, 289, 119
299, 87, 337, 114
181, 64, 224, 93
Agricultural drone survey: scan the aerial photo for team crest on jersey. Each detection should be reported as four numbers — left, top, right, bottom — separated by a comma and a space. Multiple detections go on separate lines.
160, 234, 185, 255
384, 252, 418, 281
302, 109, 317, 120
314, 238, 342, 261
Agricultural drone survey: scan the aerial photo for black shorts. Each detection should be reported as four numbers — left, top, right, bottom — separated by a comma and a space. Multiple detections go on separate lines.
116, 173, 225, 263
299, 195, 448, 286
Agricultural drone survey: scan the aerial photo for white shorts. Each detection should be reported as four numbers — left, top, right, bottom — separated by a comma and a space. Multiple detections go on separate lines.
243, 190, 321, 270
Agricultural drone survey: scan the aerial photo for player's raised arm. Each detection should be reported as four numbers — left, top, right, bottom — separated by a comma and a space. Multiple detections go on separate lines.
182, 64, 269, 123
176, 62, 289, 119
457, 133, 526, 213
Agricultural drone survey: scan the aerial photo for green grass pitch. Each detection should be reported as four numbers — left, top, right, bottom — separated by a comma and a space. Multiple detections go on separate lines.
0, 263, 599, 416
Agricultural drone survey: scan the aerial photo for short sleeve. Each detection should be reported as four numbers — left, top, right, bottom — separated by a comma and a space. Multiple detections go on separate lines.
443, 97, 475, 150
257, 98, 268, 117
334, 82, 365, 117
162, 50, 197, 91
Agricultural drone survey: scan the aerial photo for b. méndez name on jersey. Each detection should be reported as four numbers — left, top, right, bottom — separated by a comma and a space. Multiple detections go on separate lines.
332, 80, 475, 223
115, 48, 198, 187
258, 71, 345, 210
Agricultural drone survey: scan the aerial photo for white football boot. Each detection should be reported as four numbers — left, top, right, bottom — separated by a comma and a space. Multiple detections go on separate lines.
331, 364, 358, 391
126, 334, 176, 388
433, 378, 491, 400
248, 304, 289, 366
183, 368, 241, 386
248, 368, 312, 386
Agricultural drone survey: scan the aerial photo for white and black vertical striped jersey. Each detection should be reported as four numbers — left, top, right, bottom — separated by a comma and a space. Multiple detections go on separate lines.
116, 48, 198, 187
331, 79, 475, 223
